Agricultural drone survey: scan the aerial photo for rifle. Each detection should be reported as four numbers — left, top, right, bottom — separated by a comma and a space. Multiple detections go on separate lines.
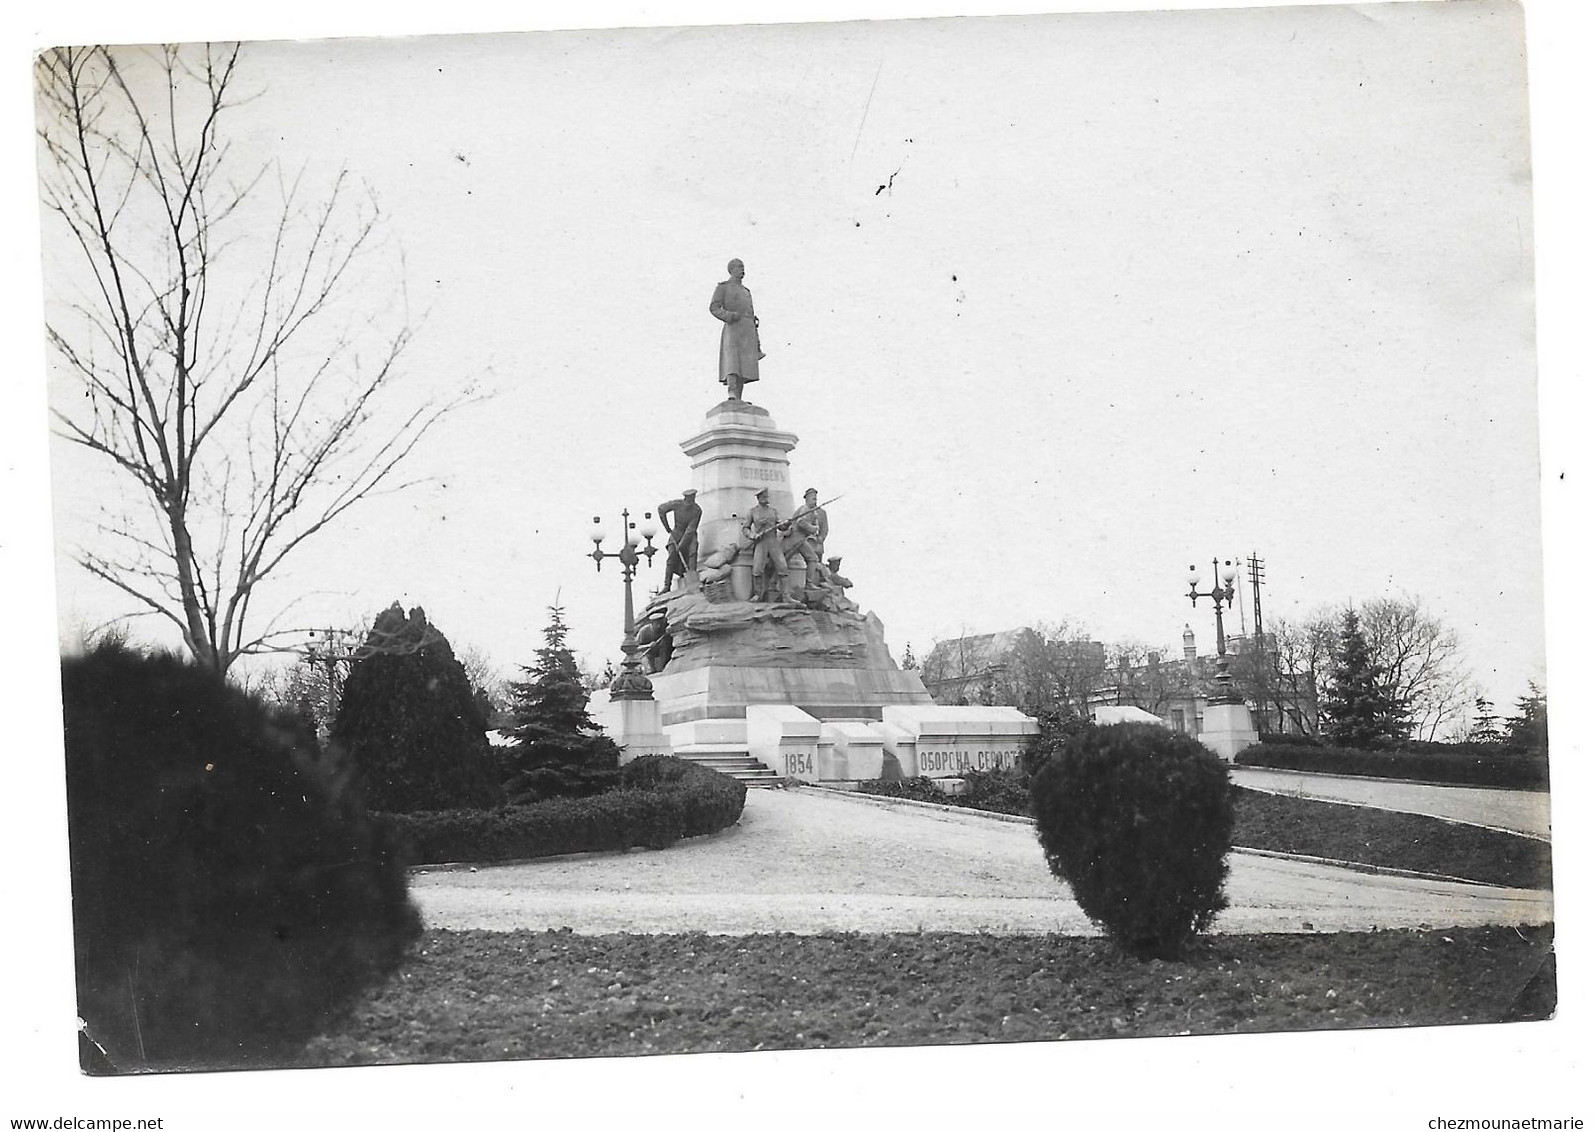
745, 492, 846, 542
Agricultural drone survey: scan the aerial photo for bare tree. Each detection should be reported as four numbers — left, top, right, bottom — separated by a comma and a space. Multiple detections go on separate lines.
457, 644, 509, 710
38, 44, 466, 676
1358, 596, 1472, 741
1226, 611, 1336, 735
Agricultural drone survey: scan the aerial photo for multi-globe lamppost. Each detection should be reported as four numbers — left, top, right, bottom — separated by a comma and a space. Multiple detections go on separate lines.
589, 508, 659, 700
1187, 558, 1240, 705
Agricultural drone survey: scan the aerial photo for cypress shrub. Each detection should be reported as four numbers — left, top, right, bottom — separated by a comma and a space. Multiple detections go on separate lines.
61, 644, 421, 1072
388, 756, 746, 864
332, 603, 505, 812
1031, 722, 1234, 960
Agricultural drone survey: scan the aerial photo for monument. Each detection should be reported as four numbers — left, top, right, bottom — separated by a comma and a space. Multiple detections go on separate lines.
597, 259, 1036, 783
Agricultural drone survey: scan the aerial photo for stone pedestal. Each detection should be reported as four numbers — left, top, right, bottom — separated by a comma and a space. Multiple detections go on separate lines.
1200, 701, 1259, 761
680, 400, 799, 565
610, 694, 672, 762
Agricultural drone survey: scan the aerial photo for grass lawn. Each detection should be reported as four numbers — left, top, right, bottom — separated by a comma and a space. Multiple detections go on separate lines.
299, 925, 1554, 1066
1231, 790, 1552, 890
861, 779, 1552, 890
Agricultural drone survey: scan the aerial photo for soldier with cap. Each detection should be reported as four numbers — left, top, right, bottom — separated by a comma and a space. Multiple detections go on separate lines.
657, 488, 702, 591
790, 487, 829, 562
781, 497, 824, 592
741, 488, 787, 602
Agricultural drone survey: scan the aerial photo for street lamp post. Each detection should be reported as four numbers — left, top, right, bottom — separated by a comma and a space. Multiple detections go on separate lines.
1187, 558, 1240, 705
589, 508, 660, 700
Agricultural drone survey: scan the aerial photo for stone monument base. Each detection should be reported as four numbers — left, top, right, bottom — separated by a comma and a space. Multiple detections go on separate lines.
665, 702, 1039, 783
648, 663, 933, 727
609, 695, 671, 762
1200, 701, 1259, 761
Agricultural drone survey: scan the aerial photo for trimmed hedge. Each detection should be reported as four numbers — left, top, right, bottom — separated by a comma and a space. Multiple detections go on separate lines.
1031, 723, 1234, 960
1236, 740, 1549, 791
61, 644, 421, 1072
386, 756, 746, 864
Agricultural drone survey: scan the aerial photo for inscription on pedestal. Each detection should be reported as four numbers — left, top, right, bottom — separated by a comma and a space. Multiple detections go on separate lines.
781, 749, 817, 777
916, 746, 1022, 776
739, 466, 788, 483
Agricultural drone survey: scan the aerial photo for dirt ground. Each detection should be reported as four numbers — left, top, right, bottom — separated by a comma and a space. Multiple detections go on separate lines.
410, 787, 1553, 936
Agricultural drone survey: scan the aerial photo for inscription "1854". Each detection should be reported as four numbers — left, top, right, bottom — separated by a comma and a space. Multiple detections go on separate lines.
783, 750, 815, 777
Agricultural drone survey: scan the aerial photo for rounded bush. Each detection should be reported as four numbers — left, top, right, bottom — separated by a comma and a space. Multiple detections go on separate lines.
61, 644, 421, 1071
1030, 722, 1234, 959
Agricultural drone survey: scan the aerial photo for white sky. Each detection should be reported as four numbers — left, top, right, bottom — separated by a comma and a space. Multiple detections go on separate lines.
37, 2, 1547, 712
6, 0, 1593, 1124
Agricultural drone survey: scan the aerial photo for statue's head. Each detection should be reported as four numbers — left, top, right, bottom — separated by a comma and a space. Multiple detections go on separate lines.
727, 258, 745, 278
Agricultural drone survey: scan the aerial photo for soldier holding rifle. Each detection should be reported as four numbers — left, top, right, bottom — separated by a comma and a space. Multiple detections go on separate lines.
742, 488, 787, 602
657, 488, 701, 591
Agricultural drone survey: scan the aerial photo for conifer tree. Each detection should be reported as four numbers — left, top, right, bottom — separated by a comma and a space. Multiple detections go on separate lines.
1467, 696, 1506, 744
501, 605, 620, 801
1504, 683, 1549, 754
1321, 608, 1408, 748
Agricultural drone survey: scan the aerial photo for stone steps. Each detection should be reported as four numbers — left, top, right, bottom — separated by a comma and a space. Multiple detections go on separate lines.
671, 745, 782, 788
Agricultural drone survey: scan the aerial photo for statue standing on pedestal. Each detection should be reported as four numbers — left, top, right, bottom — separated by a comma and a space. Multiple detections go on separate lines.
657, 488, 701, 591
710, 258, 764, 401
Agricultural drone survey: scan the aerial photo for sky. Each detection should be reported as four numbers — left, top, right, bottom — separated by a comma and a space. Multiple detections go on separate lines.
7, 0, 1593, 1124
34, 0, 1548, 716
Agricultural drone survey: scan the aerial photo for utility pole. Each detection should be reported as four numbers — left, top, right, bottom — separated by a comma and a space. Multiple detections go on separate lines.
1245, 553, 1266, 647
303, 628, 357, 737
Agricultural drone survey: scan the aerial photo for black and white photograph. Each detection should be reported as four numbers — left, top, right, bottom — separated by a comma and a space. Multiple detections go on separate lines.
4, 0, 1589, 1126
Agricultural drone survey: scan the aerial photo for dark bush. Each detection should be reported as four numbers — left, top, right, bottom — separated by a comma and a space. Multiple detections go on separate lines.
388, 756, 746, 863
1255, 732, 1325, 749
1235, 741, 1549, 791
1022, 708, 1091, 777
1387, 738, 1540, 760
61, 644, 421, 1072
957, 766, 1034, 815
857, 776, 956, 806
1031, 722, 1234, 960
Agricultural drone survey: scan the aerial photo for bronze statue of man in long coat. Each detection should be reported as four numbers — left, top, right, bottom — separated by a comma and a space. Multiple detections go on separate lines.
710, 258, 764, 401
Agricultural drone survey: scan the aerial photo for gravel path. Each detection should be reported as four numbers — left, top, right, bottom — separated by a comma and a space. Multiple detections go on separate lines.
1229, 767, 1552, 839
411, 788, 1553, 936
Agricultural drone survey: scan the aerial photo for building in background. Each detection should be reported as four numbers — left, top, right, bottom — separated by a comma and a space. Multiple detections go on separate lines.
925, 624, 1318, 737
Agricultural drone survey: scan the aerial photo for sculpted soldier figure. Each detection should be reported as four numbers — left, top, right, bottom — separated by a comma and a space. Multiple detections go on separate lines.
710, 258, 764, 401
791, 487, 830, 562
780, 503, 824, 591
741, 488, 787, 601
657, 488, 701, 591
